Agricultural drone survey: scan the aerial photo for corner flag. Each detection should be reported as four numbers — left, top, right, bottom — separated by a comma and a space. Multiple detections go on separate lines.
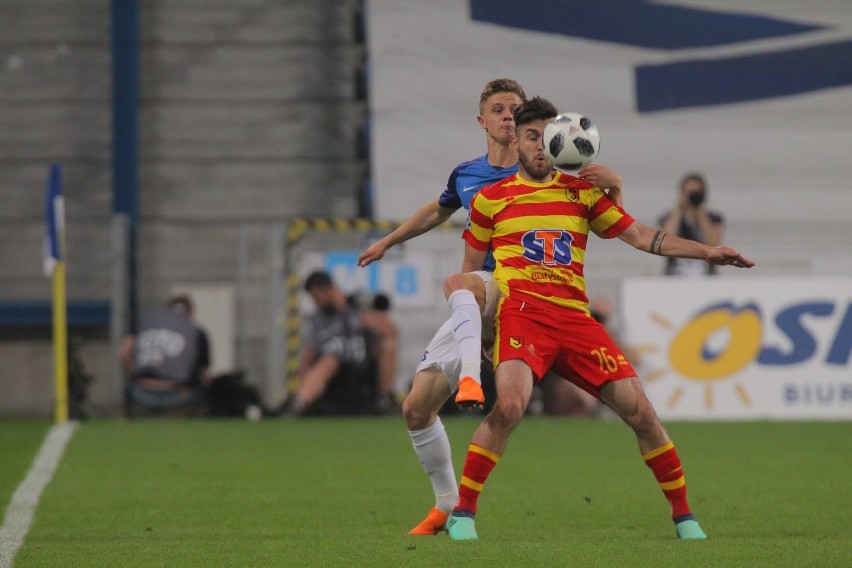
44, 163, 69, 423
44, 163, 65, 277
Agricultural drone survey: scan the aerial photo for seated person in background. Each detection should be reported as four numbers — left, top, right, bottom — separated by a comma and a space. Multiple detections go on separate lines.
286, 270, 399, 416
658, 172, 725, 276
119, 294, 211, 416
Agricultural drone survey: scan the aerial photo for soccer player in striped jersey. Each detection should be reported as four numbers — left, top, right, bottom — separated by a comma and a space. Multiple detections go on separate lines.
445, 96, 754, 541
358, 80, 626, 535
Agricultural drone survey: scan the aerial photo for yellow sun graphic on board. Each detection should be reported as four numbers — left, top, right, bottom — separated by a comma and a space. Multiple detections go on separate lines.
634, 303, 763, 410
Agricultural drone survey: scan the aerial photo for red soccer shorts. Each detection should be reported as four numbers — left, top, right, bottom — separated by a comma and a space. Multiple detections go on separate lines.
493, 296, 637, 399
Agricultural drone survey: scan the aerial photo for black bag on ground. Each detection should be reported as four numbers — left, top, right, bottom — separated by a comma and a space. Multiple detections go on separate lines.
206, 370, 261, 417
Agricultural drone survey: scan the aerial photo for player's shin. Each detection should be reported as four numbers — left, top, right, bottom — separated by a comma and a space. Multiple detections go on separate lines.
408, 417, 458, 513
453, 443, 500, 515
448, 290, 483, 384
643, 441, 693, 520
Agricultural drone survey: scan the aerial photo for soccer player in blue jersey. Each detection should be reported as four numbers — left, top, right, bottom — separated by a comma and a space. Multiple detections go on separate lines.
358, 79, 624, 535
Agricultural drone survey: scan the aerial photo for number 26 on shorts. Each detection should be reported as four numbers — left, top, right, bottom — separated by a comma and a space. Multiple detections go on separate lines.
590, 347, 618, 374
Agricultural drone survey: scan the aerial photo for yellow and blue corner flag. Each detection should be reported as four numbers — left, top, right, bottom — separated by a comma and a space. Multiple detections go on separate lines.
44, 162, 69, 423
43, 163, 65, 277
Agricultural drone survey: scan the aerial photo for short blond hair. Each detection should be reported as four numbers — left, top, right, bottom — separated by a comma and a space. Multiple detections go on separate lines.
479, 78, 527, 112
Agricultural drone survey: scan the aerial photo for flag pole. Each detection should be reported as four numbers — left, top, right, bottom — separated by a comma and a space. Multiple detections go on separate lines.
53, 259, 69, 423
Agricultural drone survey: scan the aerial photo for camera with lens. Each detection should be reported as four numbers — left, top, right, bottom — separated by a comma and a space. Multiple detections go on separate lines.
347, 290, 392, 312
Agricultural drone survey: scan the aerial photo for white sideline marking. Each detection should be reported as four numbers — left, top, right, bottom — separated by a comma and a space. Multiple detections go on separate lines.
0, 421, 78, 568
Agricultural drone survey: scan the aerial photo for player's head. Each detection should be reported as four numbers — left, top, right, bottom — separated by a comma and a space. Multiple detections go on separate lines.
304, 270, 342, 314
477, 78, 526, 145
513, 96, 559, 182
679, 172, 708, 207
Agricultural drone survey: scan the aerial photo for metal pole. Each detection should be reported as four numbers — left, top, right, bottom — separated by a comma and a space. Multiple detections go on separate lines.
110, 214, 130, 414
266, 224, 286, 408
236, 223, 249, 374
111, 0, 139, 331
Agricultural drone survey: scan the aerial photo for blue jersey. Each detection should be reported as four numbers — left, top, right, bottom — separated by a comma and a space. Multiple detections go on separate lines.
437, 154, 518, 271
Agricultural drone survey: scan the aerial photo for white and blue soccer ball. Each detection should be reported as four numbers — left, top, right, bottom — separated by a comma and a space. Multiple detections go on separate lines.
543, 112, 601, 171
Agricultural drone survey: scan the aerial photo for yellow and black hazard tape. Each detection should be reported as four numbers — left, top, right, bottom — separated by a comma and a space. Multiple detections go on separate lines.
285, 218, 398, 246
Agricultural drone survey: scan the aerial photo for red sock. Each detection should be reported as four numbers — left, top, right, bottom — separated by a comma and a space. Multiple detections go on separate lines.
643, 441, 692, 520
454, 444, 500, 515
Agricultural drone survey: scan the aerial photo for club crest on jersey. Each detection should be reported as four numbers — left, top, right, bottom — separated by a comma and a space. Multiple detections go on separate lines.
509, 337, 523, 349
522, 229, 573, 265
565, 187, 580, 202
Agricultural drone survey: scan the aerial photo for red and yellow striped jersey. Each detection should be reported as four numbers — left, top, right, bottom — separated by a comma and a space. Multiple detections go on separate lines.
463, 171, 634, 312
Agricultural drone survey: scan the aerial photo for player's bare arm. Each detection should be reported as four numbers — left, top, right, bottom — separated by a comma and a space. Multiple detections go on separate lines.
358, 199, 456, 267
578, 164, 624, 207
617, 221, 754, 268
461, 242, 488, 274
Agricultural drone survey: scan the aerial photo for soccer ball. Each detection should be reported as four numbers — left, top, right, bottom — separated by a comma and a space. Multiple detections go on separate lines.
542, 113, 601, 171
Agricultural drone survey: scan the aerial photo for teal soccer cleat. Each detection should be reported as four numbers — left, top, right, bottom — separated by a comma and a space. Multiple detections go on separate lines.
446, 513, 479, 541
675, 517, 708, 540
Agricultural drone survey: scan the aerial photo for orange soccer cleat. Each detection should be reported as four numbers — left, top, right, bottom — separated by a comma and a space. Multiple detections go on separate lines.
407, 507, 449, 536
455, 376, 485, 410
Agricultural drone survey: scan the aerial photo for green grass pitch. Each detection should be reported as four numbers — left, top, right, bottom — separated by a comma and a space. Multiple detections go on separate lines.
3, 417, 851, 567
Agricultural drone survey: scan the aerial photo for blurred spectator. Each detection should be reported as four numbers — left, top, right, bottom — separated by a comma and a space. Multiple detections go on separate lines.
537, 297, 639, 417
285, 270, 399, 416
658, 172, 725, 276
119, 294, 211, 417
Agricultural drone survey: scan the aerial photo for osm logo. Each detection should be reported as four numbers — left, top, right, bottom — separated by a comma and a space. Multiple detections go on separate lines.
522, 229, 572, 265
669, 300, 852, 381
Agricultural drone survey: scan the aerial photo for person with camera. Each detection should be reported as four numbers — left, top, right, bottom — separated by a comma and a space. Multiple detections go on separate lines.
658, 172, 725, 276
285, 270, 399, 417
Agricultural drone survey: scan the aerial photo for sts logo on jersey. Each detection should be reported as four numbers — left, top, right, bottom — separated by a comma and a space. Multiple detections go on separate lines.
522, 229, 573, 265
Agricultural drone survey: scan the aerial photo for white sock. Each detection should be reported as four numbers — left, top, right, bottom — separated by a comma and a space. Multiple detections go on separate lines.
448, 289, 482, 384
409, 417, 458, 514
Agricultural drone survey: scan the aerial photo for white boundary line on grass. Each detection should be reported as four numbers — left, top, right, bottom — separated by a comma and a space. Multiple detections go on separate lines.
0, 421, 78, 568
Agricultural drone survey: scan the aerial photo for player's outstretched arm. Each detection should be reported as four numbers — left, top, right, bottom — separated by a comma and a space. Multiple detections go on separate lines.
617, 221, 754, 268
461, 242, 488, 274
357, 199, 456, 267
578, 164, 623, 207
